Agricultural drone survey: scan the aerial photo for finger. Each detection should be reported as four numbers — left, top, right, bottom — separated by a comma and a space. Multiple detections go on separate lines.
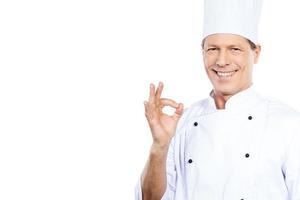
155, 82, 164, 102
160, 98, 179, 108
144, 101, 151, 118
148, 83, 155, 104
143, 101, 149, 113
144, 100, 159, 124
175, 103, 184, 116
172, 103, 183, 121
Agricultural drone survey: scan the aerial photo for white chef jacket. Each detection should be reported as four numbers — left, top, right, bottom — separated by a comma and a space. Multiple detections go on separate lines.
135, 86, 300, 200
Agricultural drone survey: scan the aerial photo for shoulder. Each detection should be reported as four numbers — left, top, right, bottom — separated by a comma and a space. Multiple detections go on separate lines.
174, 98, 208, 135
267, 97, 300, 121
264, 97, 300, 132
183, 99, 208, 117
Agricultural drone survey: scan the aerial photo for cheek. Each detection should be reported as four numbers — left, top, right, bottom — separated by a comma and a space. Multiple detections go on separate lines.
203, 55, 216, 68
234, 55, 251, 70
235, 57, 254, 78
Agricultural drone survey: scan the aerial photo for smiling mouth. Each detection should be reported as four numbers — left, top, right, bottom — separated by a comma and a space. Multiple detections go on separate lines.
213, 70, 238, 78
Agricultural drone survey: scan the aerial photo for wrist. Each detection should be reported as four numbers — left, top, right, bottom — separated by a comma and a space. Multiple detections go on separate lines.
150, 141, 170, 154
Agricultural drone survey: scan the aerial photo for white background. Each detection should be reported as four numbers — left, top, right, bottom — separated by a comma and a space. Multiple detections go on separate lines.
1, 0, 300, 199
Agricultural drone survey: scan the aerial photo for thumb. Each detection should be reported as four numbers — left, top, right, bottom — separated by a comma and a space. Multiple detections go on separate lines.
173, 103, 184, 120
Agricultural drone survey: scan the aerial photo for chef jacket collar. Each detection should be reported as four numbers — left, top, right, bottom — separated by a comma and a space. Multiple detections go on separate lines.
204, 85, 261, 114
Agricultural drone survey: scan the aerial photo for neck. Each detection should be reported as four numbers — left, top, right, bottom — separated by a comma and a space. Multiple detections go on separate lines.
212, 84, 253, 110
212, 92, 232, 109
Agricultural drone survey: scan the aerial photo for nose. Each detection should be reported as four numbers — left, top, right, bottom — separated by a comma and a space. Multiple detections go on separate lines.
216, 50, 230, 67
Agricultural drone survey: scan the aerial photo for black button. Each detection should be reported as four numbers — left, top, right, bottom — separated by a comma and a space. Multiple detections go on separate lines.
188, 159, 193, 163
194, 122, 198, 126
248, 116, 253, 120
245, 153, 250, 158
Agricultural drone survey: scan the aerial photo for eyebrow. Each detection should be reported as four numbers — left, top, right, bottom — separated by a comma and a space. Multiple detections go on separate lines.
205, 44, 243, 48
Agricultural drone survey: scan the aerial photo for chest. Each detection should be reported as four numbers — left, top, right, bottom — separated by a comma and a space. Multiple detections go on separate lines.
176, 106, 288, 199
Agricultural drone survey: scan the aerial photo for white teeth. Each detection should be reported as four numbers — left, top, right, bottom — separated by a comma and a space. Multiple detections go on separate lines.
216, 71, 235, 77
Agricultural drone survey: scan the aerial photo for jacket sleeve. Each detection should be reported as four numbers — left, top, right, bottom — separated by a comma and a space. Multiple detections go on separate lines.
135, 106, 194, 200
134, 138, 177, 200
283, 129, 300, 199
161, 138, 177, 200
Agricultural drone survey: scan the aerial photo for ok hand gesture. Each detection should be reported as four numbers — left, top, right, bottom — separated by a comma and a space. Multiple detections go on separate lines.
144, 82, 184, 148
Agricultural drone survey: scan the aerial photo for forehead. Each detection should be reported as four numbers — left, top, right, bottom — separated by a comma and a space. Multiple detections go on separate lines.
204, 33, 248, 47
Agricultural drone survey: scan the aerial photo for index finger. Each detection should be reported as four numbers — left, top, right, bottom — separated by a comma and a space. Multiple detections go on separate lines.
160, 98, 179, 108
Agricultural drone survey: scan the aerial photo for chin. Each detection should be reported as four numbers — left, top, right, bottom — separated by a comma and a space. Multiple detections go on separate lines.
213, 83, 239, 96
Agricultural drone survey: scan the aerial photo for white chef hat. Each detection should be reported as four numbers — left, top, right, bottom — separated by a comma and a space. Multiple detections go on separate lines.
202, 0, 263, 43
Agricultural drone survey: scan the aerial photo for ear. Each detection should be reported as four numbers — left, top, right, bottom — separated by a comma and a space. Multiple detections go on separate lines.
201, 38, 206, 57
254, 44, 261, 64
202, 48, 206, 64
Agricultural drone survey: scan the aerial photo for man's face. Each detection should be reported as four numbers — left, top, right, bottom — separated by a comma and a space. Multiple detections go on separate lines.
202, 33, 261, 97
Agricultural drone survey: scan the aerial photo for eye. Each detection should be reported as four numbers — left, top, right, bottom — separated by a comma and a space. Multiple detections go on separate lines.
207, 48, 217, 51
231, 47, 241, 51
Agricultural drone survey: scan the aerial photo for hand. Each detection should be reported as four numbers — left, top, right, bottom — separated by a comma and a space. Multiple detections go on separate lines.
144, 82, 184, 148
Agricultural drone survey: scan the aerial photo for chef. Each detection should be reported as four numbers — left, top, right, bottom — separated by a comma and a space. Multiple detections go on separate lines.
136, 0, 300, 199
